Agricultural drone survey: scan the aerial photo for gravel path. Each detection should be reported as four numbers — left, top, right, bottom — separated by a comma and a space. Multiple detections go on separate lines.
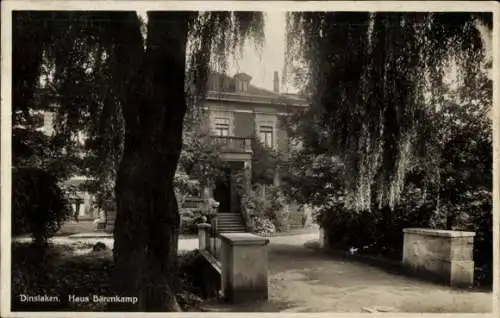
263, 232, 492, 313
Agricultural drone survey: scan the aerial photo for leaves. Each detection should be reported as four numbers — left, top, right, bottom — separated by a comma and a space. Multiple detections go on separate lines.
177, 111, 227, 187
284, 12, 491, 211
12, 168, 72, 244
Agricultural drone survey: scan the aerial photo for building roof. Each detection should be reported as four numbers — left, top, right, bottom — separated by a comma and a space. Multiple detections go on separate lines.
207, 71, 308, 107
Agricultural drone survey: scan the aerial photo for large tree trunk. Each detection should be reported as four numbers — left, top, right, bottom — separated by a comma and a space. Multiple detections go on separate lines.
110, 12, 190, 311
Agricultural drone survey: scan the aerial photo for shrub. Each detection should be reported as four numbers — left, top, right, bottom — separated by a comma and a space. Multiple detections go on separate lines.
177, 250, 219, 306
319, 185, 492, 287
12, 167, 71, 246
263, 186, 290, 232
318, 184, 438, 259
240, 187, 266, 218
453, 189, 492, 285
252, 216, 276, 236
241, 185, 291, 232
180, 209, 206, 234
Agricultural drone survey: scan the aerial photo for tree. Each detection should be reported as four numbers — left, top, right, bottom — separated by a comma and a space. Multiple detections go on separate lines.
283, 15, 492, 280
13, 11, 264, 311
426, 70, 492, 229
284, 12, 492, 211
250, 137, 283, 185
12, 167, 71, 246
174, 108, 226, 212
177, 109, 227, 193
279, 108, 345, 206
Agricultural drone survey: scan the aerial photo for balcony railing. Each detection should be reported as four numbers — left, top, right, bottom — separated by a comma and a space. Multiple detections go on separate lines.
211, 136, 252, 153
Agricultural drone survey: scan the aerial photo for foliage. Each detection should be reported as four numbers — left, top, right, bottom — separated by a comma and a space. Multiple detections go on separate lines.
315, 73, 492, 285
427, 72, 492, 229
177, 109, 227, 190
264, 186, 290, 232
179, 209, 206, 234
278, 108, 345, 208
252, 217, 276, 236
177, 249, 224, 308
284, 12, 492, 211
80, 98, 124, 213
241, 185, 289, 232
251, 137, 283, 185
286, 16, 492, 284
175, 110, 227, 234
318, 184, 436, 259
174, 169, 201, 209
12, 168, 72, 245
12, 126, 85, 181
240, 188, 265, 217
12, 243, 207, 311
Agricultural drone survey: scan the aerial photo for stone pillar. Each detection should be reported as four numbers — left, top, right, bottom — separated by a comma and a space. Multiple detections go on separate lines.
197, 223, 211, 251
402, 228, 475, 287
218, 233, 270, 303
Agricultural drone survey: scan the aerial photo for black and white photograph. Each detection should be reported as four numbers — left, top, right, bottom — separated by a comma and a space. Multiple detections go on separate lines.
1, 0, 497, 315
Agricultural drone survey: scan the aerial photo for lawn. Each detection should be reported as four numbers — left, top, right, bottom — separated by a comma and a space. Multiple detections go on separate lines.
11, 242, 205, 312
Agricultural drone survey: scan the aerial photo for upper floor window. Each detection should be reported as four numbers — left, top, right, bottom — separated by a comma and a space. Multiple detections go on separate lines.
235, 78, 249, 93
259, 125, 274, 148
214, 117, 230, 137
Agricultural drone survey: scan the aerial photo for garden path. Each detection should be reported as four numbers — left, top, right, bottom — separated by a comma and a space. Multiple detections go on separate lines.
203, 230, 493, 313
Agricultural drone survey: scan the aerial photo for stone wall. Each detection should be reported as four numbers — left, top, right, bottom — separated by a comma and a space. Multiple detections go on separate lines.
402, 228, 475, 287
219, 233, 270, 303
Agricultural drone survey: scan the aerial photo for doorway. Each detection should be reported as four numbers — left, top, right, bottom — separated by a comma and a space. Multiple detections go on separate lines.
213, 181, 231, 213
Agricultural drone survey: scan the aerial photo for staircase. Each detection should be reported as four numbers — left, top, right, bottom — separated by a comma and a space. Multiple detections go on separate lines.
216, 213, 247, 233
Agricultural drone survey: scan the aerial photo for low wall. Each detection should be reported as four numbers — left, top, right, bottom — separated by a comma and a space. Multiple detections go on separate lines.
402, 228, 475, 287
219, 233, 270, 303
197, 225, 271, 303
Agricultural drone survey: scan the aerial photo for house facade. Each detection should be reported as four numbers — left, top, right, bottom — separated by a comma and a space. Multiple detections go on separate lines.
34, 71, 308, 231
200, 71, 308, 215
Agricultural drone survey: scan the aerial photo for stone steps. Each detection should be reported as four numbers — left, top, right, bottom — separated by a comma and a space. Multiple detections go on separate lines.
217, 213, 246, 233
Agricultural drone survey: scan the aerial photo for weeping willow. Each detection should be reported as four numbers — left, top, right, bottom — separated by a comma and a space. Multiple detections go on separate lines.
14, 11, 265, 156
285, 12, 491, 211
13, 11, 264, 311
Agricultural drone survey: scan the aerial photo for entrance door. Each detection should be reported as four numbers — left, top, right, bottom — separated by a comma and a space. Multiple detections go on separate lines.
213, 181, 231, 213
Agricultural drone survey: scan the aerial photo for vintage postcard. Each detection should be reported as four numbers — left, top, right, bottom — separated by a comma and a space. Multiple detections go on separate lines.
1, 1, 498, 317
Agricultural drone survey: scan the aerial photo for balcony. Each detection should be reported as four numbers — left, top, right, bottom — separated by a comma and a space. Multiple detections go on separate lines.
211, 136, 252, 153
210, 136, 253, 163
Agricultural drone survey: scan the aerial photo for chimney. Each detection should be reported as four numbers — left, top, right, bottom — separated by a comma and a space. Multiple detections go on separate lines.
273, 71, 279, 94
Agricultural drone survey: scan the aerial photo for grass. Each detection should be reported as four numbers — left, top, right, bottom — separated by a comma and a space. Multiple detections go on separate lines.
11, 242, 206, 312
11, 242, 113, 311
54, 220, 102, 237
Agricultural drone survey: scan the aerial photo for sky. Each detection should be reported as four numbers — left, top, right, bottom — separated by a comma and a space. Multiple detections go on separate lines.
138, 11, 291, 93
226, 12, 290, 93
